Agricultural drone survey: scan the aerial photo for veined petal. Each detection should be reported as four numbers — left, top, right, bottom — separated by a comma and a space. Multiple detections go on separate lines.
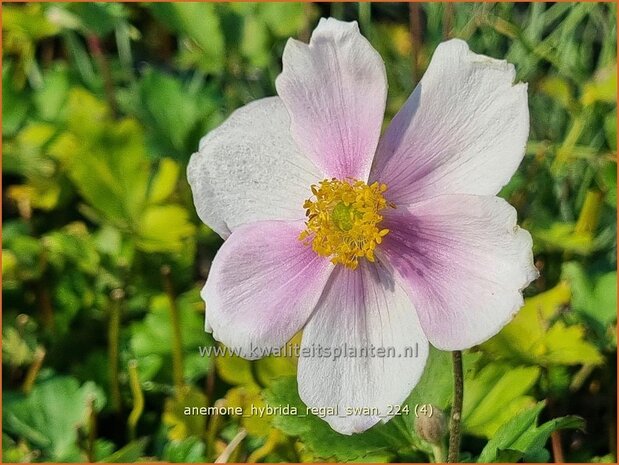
379, 194, 538, 350
187, 97, 322, 239
203, 220, 333, 359
298, 261, 429, 435
276, 18, 387, 181
371, 39, 529, 205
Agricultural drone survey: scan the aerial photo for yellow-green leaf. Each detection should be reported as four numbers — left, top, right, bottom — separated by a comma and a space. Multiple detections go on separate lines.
163, 387, 207, 441
149, 158, 180, 204
482, 282, 603, 366
137, 205, 195, 253
463, 364, 540, 438
539, 75, 574, 109
581, 64, 617, 106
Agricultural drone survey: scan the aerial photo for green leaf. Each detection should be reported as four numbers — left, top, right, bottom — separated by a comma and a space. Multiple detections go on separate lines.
463, 364, 540, 438
406, 347, 455, 411
265, 377, 403, 461
2, 61, 30, 136
538, 75, 575, 109
240, 17, 271, 68
478, 402, 584, 462
130, 290, 211, 382
65, 3, 128, 36
581, 64, 617, 106
604, 109, 617, 151
482, 282, 604, 366
42, 222, 99, 274
225, 385, 273, 438
214, 335, 299, 388
149, 3, 225, 74
3, 376, 105, 461
137, 69, 201, 156
533, 222, 596, 255
51, 89, 150, 226
163, 387, 208, 441
149, 158, 180, 204
259, 3, 307, 37
3, 234, 44, 281
563, 262, 617, 326
3, 121, 56, 178
162, 437, 206, 463
214, 352, 255, 386
97, 438, 149, 463
599, 161, 617, 207
136, 205, 196, 253
2, 327, 37, 367
33, 64, 70, 121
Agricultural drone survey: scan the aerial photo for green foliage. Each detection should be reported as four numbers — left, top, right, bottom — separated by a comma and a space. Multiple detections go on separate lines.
482, 281, 605, 366
462, 364, 540, 438
3, 376, 105, 461
2, 2, 616, 463
265, 377, 402, 462
130, 290, 212, 383
478, 403, 584, 462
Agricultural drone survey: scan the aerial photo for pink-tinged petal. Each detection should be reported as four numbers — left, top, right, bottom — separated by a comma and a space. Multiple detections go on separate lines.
379, 195, 538, 351
275, 18, 387, 181
203, 220, 333, 359
371, 39, 529, 205
298, 261, 429, 435
187, 97, 322, 239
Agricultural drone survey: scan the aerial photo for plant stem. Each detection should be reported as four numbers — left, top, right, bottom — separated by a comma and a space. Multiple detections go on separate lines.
22, 347, 45, 394
108, 289, 124, 413
127, 360, 144, 441
206, 399, 227, 461
551, 430, 565, 463
358, 2, 372, 38
215, 428, 247, 463
86, 394, 97, 462
161, 265, 185, 393
448, 350, 463, 463
432, 443, 446, 463
86, 35, 118, 117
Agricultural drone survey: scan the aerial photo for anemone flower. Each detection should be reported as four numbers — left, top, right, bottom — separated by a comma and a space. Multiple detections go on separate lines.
188, 18, 538, 435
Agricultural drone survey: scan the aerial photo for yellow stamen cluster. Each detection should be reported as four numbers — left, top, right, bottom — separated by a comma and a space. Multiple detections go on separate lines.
299, 178, 393, 269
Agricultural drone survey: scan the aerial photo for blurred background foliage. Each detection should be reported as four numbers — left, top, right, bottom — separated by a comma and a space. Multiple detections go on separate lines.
1, 2, 617, 463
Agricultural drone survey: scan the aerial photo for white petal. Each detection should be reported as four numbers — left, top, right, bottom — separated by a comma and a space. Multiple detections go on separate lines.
275, 18, 387, 181
298, 261, 429, 435
379, 195, 538, 350
187, 97, 322, 238
203, 220, 333, 359
371, 39, 529, 205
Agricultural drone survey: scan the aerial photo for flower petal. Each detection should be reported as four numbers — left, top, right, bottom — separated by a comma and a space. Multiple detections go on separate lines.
298, 261, 429, 435
371, 39, 529, 205
275, 18, 387, 181
203, 220, 333, 359
379, 195, 538, 350
187, 97, 322, 239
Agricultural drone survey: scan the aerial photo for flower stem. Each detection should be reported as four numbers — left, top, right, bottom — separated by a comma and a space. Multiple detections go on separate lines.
86, 394, 97, 462
22, 347, 45, 394
432, 443, 446, 463
108, 289, 124, 413
448, 350, 463, 463
161, 265, 185, 392
127, 360, 144, 441
206, 399, 226, 461
86, 34, 118, 117
215, 428, 247, 463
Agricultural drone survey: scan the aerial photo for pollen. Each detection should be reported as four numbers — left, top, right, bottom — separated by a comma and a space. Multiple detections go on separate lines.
299, 178, 393, 270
